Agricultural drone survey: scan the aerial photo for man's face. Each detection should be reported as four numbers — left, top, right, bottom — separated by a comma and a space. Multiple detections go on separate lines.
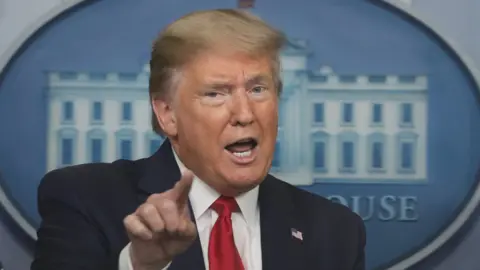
155, 50, 279, 195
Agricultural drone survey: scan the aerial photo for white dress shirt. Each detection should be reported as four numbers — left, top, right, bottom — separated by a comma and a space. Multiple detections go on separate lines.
119, 149, 262, 270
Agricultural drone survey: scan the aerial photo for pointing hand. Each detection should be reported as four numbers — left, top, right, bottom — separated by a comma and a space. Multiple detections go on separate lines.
123, 170, 197, 270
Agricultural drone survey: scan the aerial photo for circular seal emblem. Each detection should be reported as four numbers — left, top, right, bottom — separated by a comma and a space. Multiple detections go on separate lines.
1, 1, 479, 269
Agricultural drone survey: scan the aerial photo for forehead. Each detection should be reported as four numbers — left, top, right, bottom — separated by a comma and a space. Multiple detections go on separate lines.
184, 50, 274, 82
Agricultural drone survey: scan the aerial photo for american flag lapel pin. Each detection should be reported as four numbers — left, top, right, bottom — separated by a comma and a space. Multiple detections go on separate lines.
291, 228, 303, 241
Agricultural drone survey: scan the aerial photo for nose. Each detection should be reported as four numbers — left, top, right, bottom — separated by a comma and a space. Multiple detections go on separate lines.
229, 90, 254, 126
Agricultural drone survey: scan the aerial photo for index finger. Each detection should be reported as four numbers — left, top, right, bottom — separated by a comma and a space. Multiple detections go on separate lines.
168, 170, 194, 205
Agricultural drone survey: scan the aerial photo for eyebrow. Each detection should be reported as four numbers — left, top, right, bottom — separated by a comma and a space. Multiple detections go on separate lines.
204, 74, 271, 88
245, 74, 271, 87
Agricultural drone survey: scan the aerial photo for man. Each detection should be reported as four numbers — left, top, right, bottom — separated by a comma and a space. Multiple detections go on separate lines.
31, 9, 366, 270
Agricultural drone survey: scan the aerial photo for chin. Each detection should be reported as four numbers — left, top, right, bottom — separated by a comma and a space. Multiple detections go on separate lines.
221, 166, 267, 188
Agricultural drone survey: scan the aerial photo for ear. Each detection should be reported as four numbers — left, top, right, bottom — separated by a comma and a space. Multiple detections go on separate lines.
152, 98, 177, 137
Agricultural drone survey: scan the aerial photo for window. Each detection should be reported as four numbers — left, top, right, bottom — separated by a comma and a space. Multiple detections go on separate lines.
338, 131, 358, 173
120, 139, 132, 160
372, 142, 383, 169
62, 101, 74, 122
59, 72, 77, 80
61, 139, 73, 165
121, 102, 133, 122
369, 75, 387, 83
92, 101, 103, 122
342, 103, 354, 124
339, 75, 356, 83
400, 103, 413, 125
313, 103, 324, 124
401, 142, 413, 169
90, 73, 107, 81
367, 133, 386, 172
57, 128, 78, 167
119, 73, 137, 81
87, 129, 106, 163
342, 142, 354, 168
272, 141, 281, 167
372, 104, 383, 124
91, 139, 103, 162
311, 131, 330, 173
314, 141, 326, 169
396, 131, 417, 173
116, 128, 136, 160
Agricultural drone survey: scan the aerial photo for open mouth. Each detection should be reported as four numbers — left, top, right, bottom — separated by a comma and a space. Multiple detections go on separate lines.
224, 137, 258, 158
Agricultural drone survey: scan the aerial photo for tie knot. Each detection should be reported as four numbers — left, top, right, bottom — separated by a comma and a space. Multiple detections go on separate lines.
211, 196, 239, 217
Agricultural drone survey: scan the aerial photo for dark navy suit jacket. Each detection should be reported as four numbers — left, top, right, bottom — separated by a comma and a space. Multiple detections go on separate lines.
31, 140, 366, 270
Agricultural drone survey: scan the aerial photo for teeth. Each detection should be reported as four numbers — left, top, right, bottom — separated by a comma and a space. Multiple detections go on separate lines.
232, 150, 252, 158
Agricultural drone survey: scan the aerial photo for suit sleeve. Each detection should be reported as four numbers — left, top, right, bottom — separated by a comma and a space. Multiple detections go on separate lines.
353, 214, 366, 270
31, 169, 116, 270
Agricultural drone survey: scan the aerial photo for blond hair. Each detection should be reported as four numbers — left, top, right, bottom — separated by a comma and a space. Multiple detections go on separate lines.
149, 9, 286, 135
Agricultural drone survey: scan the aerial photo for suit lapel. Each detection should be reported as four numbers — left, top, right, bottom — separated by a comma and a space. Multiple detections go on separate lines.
137, 139, 181, 200
259, 176, 307, 270
136, 140, 206, 270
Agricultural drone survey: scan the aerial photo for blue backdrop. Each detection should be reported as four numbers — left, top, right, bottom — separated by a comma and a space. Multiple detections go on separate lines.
0, 0, 479, 269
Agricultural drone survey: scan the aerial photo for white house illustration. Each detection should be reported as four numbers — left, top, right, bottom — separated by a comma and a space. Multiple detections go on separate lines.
45, 39, 428, 185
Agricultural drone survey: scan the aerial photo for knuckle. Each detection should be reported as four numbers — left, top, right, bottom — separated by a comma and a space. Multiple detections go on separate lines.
160, 199, 176, 211
129, 225, 142, 235
138, 203, 155, 216
165, 217, 180, 232
126, 222, 142, 235
143, 204, 154, 215
129, 222, 149, 237
147, 193, 162, 203
123, 214, 135, 227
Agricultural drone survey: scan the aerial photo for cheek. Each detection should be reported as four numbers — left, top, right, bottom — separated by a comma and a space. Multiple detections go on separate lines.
259, 103, 279, 128
257, 108, 278, 148
181, 106, 230, 137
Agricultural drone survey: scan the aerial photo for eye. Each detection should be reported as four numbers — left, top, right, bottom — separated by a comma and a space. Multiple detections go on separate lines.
205, 92, 219, 98
251, 86, 266, 93
200, 90, 228, 106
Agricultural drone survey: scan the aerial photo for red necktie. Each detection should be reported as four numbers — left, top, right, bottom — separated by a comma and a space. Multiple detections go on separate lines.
208, 196, 245, 270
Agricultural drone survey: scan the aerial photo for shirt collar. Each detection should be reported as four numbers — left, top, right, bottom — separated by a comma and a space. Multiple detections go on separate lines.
172, 147, 259, 226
